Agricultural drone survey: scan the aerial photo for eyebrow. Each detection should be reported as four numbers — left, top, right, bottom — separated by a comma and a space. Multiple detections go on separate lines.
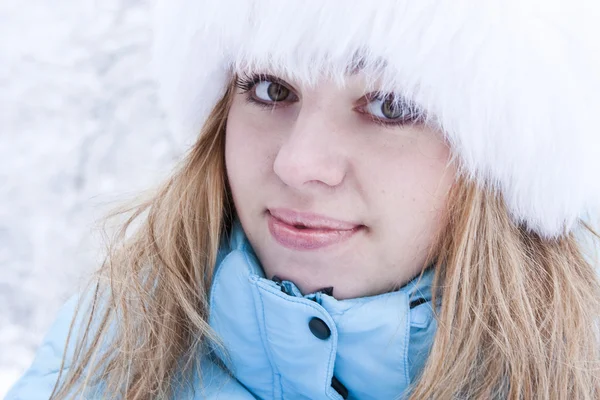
345, 58, 366, 76
244, 59, 366, 85
345, 54, 388, 76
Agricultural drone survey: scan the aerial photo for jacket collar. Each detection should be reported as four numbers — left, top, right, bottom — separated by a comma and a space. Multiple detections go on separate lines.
209, 220, 437, 399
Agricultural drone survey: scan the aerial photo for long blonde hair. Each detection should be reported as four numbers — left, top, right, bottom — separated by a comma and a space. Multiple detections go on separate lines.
51, 82, 600, 399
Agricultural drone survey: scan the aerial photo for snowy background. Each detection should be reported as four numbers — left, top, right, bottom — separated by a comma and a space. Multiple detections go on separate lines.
0, 0, 182, 396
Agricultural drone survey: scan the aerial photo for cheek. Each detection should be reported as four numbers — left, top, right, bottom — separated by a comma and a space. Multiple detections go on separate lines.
227, 103, 265, 162
226, 99, 287, 163
225, 101, 284, 206
366, 134, 454, 233
410, 138, 454, 203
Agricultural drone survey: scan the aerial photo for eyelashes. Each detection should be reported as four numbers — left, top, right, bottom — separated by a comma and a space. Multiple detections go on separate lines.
234, 73, 264, 92
233, 73, 426, 127
234, 73, 290, 95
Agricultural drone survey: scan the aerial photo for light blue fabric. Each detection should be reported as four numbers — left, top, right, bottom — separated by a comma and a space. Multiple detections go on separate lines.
5, 221, 437, 399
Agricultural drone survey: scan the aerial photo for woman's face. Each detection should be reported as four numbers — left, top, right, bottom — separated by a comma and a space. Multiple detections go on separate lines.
225, 72, 456, 299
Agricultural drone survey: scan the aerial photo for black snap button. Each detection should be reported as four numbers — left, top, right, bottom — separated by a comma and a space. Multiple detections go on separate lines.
309, 317, 331, 340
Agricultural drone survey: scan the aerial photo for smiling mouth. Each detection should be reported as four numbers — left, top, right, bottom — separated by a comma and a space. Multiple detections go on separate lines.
267, 208, 361, 231
266, 209, 364, 251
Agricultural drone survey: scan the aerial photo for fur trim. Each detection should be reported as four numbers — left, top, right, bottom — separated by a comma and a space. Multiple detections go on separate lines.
153, 0, 600, 238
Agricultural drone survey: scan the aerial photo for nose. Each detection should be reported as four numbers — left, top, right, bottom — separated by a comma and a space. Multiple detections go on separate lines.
273, 109, 347, 190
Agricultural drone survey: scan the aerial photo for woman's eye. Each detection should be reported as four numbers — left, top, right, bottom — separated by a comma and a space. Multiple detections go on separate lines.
234, 74, 297, 106
364, 95, 421, 125
254, 81, 291, 102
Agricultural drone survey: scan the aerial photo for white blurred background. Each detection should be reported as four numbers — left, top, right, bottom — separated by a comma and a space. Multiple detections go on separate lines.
0, 0, 182, 396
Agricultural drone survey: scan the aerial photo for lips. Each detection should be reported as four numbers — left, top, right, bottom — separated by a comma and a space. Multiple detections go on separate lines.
268, 208, 360, 230
267, 208, 363, 251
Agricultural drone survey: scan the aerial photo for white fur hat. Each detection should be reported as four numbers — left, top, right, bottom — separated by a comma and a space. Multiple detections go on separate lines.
152, 0, 600, 239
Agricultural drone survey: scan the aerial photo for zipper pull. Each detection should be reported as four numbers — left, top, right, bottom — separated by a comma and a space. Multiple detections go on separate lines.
316, 286, 334, 297
271, 275, 291, 295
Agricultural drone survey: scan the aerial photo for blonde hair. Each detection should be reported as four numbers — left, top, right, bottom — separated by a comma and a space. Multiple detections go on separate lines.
51, 83, 600, 399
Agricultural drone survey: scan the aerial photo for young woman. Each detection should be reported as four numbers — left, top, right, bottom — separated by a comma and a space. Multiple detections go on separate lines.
7, 1, 600, 399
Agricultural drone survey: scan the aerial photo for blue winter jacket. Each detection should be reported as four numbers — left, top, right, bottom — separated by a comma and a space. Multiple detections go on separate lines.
6, 221, 438, 399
